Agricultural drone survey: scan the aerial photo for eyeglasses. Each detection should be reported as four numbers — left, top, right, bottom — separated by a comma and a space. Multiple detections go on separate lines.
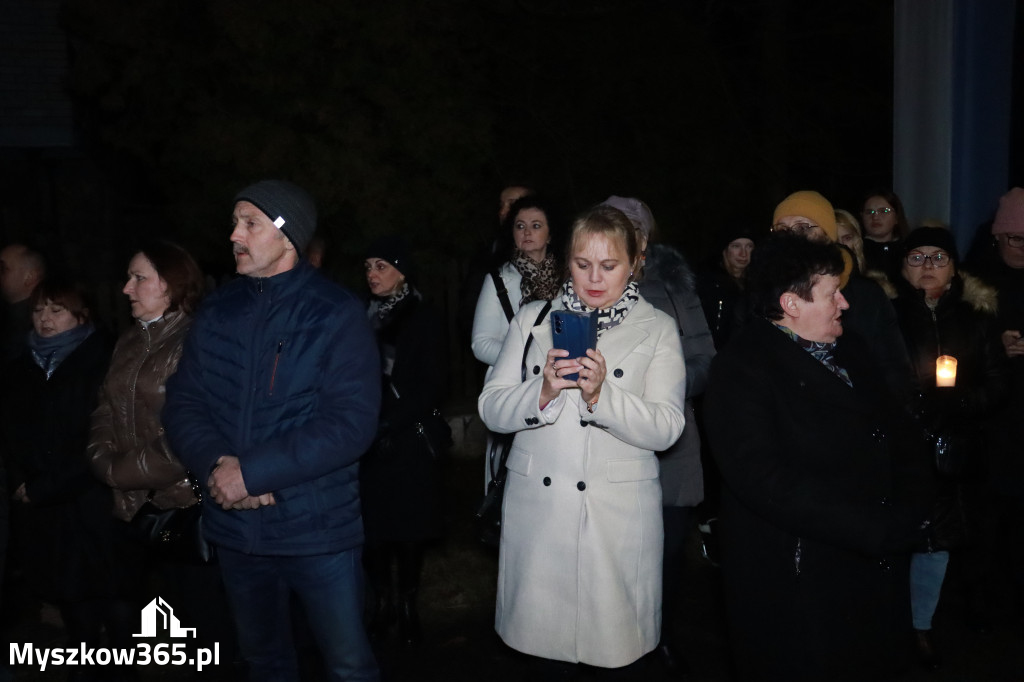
997, 234, 1024, 248
905, 251, 951, 268
772, 222, 821, 236
863, 207, 893, 216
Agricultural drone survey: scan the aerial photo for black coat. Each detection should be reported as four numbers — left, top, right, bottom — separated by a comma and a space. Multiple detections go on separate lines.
0, 330, 121, 602
704, 319, 928, 681
840, 273, 915, 400
966, 260, 1024, 492
891, 275, 1008, 421
695, 261, 744, 350
361, 292, 448, 543
891, 275, 1009, 540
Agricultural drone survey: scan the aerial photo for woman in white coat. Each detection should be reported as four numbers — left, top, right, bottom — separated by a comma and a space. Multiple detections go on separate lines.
471, 194, 563, 368
478, 205, 687, 677
473, 194, 564, 489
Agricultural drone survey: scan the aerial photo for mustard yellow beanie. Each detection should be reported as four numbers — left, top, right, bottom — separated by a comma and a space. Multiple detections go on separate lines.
772, 191, 838, 242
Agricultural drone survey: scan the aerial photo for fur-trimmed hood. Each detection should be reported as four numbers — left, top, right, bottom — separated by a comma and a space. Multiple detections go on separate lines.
642, 242, 697, 296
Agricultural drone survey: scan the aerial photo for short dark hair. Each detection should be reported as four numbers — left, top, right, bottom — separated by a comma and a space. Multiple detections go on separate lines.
30, 277, 92, 324
137, 241, 205, 315
746, 233, 845, 321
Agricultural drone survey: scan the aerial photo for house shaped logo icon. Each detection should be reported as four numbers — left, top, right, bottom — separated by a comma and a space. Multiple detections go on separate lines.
133, 597, 197, 638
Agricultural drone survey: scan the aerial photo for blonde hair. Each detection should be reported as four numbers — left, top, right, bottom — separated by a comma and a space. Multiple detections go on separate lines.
567, 205, 642, 280
835, 209, 865, 272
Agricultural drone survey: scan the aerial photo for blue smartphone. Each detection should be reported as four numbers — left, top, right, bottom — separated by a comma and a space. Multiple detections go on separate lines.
550, 310, 598, 381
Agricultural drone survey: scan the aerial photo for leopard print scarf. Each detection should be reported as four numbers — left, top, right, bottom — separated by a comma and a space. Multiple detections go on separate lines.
512, 250, 562, 305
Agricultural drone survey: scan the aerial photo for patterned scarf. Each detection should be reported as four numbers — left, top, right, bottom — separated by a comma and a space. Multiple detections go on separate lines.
773, 323, 852, 387
561, 280, 640, 339
512, 250, 561, 305
374, 282, 410, 322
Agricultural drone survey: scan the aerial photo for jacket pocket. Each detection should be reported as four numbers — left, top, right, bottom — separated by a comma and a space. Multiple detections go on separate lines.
505, 448, 532, 477
606, 457, 659, 482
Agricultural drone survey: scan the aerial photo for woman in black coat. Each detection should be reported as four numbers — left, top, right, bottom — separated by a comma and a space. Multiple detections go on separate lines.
1, 279, 134, 657
361, 236, 448, 646
703, 235, 931, 681
891, 227, 1008, 664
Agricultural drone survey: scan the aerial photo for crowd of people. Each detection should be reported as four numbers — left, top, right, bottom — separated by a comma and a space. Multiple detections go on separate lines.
0, 178, 1021, 682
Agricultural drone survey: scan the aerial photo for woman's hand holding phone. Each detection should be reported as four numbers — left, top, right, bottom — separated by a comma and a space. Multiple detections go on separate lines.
541, 348, 583, 408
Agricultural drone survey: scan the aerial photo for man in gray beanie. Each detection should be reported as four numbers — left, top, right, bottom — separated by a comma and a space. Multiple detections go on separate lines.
232, 179, 318, 264
165, 180, 382, 680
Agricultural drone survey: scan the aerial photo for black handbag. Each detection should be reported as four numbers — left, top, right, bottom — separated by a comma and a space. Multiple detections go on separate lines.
474, 301, 551, 547
130, 474, 215, 565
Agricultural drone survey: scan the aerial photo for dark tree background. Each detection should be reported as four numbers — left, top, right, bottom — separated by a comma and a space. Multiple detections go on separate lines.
0, 0, 904, 391
44, 0, 893, 280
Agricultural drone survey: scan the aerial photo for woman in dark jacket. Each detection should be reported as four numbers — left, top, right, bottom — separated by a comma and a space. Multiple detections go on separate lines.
861, 189, 911, 280
696, 223, 757, 350
1, 279, 133, 658
891, 227, 1008, 666
361, 236, 448, 645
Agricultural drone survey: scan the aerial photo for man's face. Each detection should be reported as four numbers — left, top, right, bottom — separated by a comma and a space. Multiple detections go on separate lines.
230, 201, 295, 279
996, 233, 1024, 269
772, 215, 828, 243
499, 186, 531, 224
0, 245, 28, 303
786, 274, 848, 343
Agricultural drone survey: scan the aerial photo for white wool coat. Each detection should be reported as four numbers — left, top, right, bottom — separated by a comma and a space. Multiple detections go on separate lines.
478, 296, 686, 668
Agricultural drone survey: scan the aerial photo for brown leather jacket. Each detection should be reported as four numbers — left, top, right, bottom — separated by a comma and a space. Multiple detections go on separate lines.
88, 311, 197, 521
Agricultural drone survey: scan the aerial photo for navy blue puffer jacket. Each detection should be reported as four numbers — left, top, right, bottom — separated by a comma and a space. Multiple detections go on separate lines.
163, 261, 381, 556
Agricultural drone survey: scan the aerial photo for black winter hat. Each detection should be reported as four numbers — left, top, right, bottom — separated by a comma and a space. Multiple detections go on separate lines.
714, 222, 759, 253
234, 180, 317, 257
903, 226, 959, 265
365, 235, 416, 282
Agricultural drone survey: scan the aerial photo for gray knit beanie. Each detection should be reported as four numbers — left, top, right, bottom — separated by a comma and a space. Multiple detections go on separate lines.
234, 180, 318, 256
601, 195, 656, 239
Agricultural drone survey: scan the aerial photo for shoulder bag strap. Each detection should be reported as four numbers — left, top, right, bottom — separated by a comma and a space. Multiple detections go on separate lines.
520, 300, 552, 382
491, 300, 554, 481
491, 268, 516, 323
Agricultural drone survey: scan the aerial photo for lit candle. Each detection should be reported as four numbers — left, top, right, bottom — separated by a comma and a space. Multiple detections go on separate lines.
936, 355, 957, 387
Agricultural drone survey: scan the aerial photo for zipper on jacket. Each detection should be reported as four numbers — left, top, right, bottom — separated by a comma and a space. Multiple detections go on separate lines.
793, 537, 802, 579
929, 307, 944, 358
269, 340, 284, 396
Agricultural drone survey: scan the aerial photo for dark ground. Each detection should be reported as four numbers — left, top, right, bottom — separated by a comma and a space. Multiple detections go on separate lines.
3, 424, 1024, 681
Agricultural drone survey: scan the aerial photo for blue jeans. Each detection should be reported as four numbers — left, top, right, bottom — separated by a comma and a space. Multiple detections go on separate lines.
219, 546, 379, 682
910, 551, 949, 630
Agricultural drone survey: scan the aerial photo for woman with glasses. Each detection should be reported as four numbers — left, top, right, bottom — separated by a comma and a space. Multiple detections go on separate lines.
891, 227, 1008, 669
861, 189, 911, 279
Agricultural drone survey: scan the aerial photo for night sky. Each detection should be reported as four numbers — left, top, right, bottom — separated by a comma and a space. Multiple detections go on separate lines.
1, 1, 1018, 305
